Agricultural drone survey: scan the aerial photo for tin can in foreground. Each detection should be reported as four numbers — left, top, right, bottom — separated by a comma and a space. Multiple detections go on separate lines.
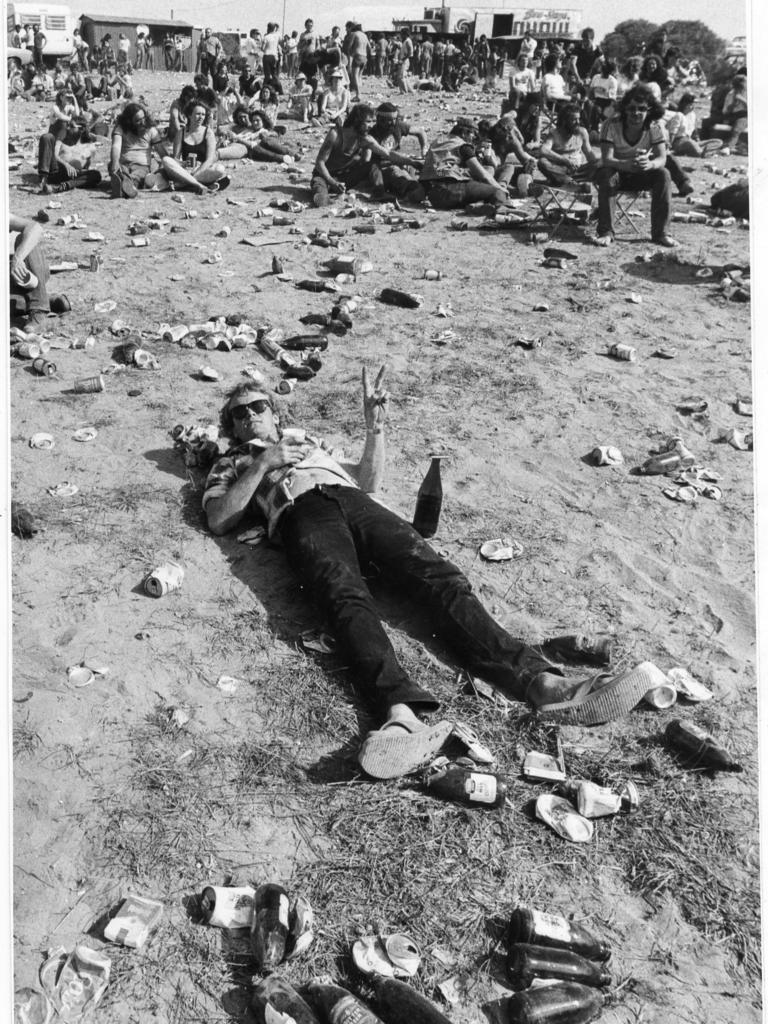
32, 357, 56, 377
74, 374, 106, 393
608, 343, 637, 362
144, 561, 185, 598
201, 885, 256, 929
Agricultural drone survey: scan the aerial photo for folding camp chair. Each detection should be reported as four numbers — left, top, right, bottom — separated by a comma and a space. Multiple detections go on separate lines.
612, 189, 643, 238
532, 181, 593, 241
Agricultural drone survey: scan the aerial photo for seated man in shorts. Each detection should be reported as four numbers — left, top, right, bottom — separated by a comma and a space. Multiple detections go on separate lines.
202, 366, 654, 779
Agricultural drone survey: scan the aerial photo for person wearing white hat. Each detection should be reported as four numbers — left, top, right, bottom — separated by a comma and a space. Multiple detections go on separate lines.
289, 71, 313, 121
317, 67, 350, 124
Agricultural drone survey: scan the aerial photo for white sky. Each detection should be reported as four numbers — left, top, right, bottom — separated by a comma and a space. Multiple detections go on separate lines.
74, 0, 748, 41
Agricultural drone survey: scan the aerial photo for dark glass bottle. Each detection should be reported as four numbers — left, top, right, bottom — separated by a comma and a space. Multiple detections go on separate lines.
371, 976, 452, 1023
413, 457, 443, 538
307, 982, 384, 1024
424, 759, 507, 808
507, 908, 611, 962
376, 287, 423, 308
504, 982, 605, 1024
252, 976, 320, 1024
506, 944, 612, 990
250, 883, 290, 971
665, 720, 743, 772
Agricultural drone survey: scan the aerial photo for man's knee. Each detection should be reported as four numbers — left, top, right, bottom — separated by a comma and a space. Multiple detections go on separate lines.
594, 166, 615, 188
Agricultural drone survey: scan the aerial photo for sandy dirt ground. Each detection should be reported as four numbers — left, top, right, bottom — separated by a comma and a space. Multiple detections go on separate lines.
7, 68, 757, 1024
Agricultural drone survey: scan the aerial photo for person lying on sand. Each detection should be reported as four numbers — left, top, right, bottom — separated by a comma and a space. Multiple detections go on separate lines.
202, 366, 656, 779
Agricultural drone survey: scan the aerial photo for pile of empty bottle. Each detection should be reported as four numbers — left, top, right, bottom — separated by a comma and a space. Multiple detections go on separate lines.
202, 882, 619, 1023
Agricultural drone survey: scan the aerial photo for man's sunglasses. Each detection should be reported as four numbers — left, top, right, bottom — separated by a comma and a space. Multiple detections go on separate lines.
230, 399, 270, 420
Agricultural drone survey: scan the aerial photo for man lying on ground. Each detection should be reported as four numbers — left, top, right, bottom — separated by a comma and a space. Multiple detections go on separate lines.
202, 367, 654, 779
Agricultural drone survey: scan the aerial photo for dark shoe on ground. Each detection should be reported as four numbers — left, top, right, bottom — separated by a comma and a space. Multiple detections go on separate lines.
49, 294, 71, 314
677, 182, 695, 198
216, 175, 231, 192
535, 662, 664, 726
11, 501, 39, 538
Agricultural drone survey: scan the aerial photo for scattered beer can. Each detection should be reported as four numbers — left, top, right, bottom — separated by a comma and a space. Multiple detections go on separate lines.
608, 343, 637, 362
162, 324, 190, 343
89, 253, 103, 272
130, 236, 149, 247
74, 374, 105, 393
144, 561, 185, 598
201, 885, 256, 929
424, 270, 442, 280
15, 341, 41, 360
276, 379, 296, 394
32, 357, 56, 377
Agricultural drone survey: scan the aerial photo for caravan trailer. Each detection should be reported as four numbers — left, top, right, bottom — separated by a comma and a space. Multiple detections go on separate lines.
6, 2, 74, 60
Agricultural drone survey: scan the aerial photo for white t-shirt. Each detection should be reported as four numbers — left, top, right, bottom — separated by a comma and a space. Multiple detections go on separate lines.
542, 72, 566, 101
262, 31, 280, 58
600, 116, 666, 160
511, 67, 536, 93
591, 74, 617, 100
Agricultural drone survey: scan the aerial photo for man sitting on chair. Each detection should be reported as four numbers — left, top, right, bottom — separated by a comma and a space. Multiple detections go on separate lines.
537, 102, 598, 187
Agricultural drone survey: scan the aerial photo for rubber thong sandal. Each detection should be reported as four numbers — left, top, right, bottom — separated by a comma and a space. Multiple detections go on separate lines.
536, 661, 666, 726
358, 719, 453, 779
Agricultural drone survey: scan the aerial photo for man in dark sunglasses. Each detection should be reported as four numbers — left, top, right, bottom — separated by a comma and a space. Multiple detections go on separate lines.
203, 367, 652, 777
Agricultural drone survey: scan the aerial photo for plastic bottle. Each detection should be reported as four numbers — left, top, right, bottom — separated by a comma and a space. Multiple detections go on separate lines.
507, 908, 611, 962
250, 883, 290, 970
307, 981, 385, 1024
375, 287, 424, 308
504, 981, 606, 1024
412, 457, 443, 538
371, 976, 451, 1023
665, 720, 743, 772
506, 944, 612, 990
252, 976, 320, 1024
424, 758, 507, 808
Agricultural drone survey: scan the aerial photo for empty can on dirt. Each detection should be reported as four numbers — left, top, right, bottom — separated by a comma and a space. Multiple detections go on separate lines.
32, 357, 56, 377
143, 561, 184, 598
200, 885, 256, 928
74, 375, 105, 393
607, 343, 637, 362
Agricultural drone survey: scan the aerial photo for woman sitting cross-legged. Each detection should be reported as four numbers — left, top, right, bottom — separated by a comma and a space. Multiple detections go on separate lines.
538, 101, 598, 187
593, 83, 678, 248
161, 99, 231, 193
